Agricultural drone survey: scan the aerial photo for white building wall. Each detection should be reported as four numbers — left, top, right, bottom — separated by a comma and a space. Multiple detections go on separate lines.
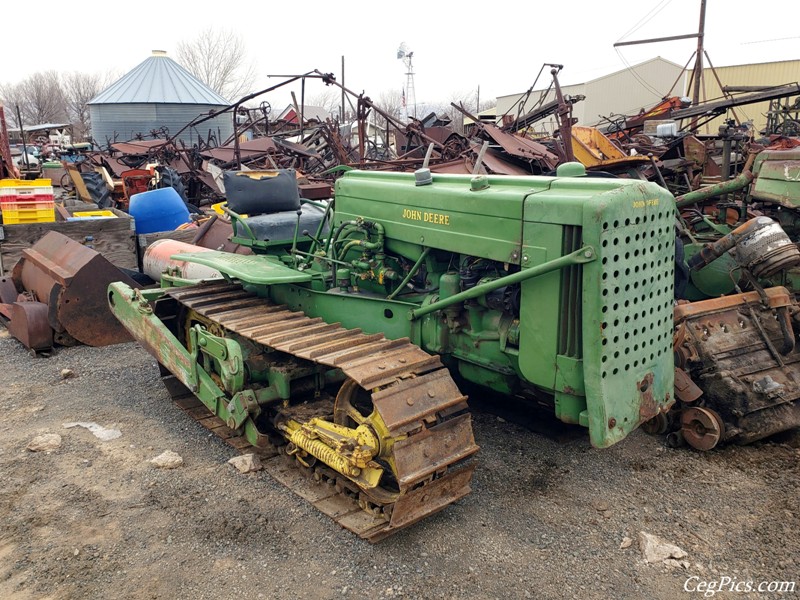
496, 57, 686, 135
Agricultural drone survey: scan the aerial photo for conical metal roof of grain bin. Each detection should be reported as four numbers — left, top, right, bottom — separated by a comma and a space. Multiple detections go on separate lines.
88, 50, 233, 147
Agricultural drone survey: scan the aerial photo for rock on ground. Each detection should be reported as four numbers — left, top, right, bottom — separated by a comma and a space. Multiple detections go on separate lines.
228, 453, 263, 474
26, 433, 62, 452
149, 450, 183, 469
639, 531, 688, 563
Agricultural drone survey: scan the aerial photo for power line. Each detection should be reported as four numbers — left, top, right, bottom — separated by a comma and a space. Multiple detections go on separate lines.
615, 49, 668, 98
742, 35, 800, 45
617, 0, 674, 42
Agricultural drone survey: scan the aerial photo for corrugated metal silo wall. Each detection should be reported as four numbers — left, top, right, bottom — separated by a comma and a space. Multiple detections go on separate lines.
88, 103, 233, 146
689, 60, 800, 135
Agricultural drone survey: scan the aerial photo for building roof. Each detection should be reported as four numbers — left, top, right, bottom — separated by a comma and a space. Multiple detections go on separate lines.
276, 104, 331, 124
89, 50, 229, 106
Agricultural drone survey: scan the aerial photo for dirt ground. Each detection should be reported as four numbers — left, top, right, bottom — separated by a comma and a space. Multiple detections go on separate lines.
0, 329, 798, 600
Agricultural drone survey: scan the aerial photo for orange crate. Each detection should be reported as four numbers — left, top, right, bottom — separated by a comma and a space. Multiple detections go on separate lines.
0, 198, 56, 224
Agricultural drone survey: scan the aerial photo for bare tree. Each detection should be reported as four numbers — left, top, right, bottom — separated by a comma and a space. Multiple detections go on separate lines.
22, 71, 68, 125
372, 89, 405, 128
63, 71, 108, 140
0, 71, 67, 131
0, 82, 27, 128
176, 28, 256, 102
308, 88, 341, 120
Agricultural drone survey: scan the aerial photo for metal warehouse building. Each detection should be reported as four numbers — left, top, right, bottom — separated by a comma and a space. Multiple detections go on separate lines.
88, 50, 233, 147
689, 58, 800, 135
495, 57, 687, 136
495, 56, 800, 137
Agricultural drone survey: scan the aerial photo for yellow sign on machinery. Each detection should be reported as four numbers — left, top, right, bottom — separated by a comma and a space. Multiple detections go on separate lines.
401, 208, 451, 225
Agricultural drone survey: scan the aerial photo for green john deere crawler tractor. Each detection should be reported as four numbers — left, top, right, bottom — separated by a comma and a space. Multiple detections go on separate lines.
108, 163, 676, 540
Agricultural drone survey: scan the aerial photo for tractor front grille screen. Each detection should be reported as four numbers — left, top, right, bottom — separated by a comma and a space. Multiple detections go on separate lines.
598, 211, 674, 380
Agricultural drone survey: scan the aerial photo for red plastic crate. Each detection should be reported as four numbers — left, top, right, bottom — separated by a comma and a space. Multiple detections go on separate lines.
0, 192, 54, 204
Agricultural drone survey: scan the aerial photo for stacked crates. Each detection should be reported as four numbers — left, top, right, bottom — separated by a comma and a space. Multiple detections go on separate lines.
0, 179, 56, 224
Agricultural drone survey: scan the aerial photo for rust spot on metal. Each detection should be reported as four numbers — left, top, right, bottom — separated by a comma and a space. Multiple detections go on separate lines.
637, 372, 659, 422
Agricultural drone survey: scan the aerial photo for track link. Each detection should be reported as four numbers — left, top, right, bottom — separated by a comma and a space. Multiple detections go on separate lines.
160, 281, 478, 541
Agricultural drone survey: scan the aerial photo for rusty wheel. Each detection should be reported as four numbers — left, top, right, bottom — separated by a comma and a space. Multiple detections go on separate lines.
680, 407, 724, 451
641, 412, 669, 435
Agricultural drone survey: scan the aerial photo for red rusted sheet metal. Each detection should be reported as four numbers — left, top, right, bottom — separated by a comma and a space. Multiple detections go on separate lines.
12, 231, 138, 347
298, 182, 332, 200
480, 146, 536, 176
111, 140, 173, 155
200, 138, 279, 163
479, 124, 559, 169
2, 301, 53, 351
0, 276, 17, 304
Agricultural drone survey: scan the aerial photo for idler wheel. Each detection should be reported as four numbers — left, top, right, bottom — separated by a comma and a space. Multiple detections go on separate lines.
680, 407, 724, 451
641, 412, 669, 436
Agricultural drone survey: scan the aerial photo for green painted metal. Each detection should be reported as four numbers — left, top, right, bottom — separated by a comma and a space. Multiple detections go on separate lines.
334, 170, 551, 264
675, 170, 754, 208
112, 167, 676, 449
192, 326, 245, 395
106, 282, 268, 448
580, 183, 676, 447
507, 175, 677, 446
176, 251, 313, 284
682, 242, 740, 300
750, 148, 800, 208
409, 246, 595, 320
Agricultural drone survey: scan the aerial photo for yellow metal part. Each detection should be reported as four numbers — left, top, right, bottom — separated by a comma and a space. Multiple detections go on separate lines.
570, 126, 651, 169
284, 417, 384, 488
333, 379, 406, 477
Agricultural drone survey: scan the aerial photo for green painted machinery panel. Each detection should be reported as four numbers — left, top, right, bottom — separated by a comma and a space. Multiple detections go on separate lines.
751, 148, 800, 208
175, 251, 313, 284
335, 170, 552, 265
520, 177, 676, 447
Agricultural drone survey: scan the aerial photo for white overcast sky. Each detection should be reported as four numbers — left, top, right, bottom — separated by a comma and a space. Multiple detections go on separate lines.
4, 0, 798, 107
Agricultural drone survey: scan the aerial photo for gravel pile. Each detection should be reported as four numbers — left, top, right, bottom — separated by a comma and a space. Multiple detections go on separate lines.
0, 331, 797, 599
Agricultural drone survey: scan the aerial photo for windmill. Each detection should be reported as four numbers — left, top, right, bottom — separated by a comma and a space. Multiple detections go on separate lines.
397, 43, 417, 122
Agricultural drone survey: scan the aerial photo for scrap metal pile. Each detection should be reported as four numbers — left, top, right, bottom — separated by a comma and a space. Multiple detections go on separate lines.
53, 66, 800, 215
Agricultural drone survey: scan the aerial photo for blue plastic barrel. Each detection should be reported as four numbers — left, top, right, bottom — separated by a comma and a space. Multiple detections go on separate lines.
128, 187, 190, 234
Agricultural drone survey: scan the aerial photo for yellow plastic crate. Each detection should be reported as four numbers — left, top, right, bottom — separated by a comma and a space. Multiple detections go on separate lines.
73, 210, 117, 218
0, 178, 52, 188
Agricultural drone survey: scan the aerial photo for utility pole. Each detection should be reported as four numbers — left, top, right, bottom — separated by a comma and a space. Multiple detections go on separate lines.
691, 0, 707, 127
613, 0, 707, 129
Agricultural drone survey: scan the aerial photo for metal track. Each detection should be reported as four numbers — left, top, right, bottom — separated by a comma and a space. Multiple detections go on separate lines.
160, 281, 478, 542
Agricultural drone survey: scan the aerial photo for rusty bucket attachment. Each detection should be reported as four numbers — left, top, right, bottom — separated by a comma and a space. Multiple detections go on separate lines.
0, 301, 53, 352
10, 231, 139, 347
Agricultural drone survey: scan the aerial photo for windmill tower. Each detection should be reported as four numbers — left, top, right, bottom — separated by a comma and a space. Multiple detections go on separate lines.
397, 43, 417, 122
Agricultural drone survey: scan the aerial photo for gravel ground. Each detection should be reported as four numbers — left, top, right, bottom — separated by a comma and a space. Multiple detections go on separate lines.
0, 329, 797, 600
